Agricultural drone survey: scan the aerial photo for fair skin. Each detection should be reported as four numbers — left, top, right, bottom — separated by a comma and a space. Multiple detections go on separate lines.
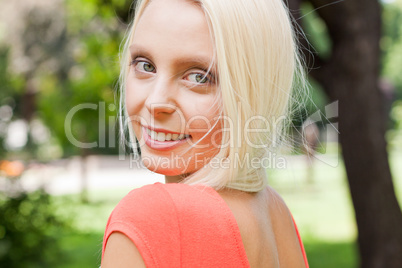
103, 187, 306, 268
125, 0, 221, 181
103, 0, 306, 267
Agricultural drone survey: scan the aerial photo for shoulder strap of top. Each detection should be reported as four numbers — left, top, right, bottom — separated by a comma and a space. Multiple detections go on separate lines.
101, 182, 250, 268
101, 183, 181, 267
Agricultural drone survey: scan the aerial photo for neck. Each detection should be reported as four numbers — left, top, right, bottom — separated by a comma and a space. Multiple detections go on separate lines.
165, 173, 190, 184
165, 175, 181, 184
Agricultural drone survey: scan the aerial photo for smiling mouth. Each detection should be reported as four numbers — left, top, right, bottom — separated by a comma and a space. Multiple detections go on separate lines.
144, 127, 191, 142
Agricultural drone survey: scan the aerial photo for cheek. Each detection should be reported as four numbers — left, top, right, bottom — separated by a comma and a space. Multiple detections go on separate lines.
125, 77, 153, 116
125, 79, 148, 138
185, 97, 223, 146
125, 79, 143, 115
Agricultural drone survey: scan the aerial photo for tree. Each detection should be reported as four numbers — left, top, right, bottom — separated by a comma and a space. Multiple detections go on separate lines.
0, 0, 124, 202
286, 0, 402, 267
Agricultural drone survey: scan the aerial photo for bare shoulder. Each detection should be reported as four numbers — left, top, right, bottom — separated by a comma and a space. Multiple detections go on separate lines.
216, 186, 306, 268
265, 186, 294, 221
102, 232, 146, 268
265, 186, 307, 268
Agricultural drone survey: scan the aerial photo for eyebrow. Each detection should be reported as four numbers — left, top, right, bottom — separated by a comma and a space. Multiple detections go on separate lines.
129, 44, 216, 71
129, 45, 154, 62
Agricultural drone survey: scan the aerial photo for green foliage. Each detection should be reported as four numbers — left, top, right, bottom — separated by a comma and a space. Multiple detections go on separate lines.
290, 4, 331, 128
0, 49, 25, 103
382, 0, 402, 99
0, 49, 25, 158
387, 100, 402, 149
0, 190, 71, 268
58, 231, 103, 268
300, 2, 332, 60
37, 0, 126, 157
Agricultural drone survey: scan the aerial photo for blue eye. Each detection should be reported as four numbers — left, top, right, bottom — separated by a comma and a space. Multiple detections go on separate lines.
132, 60, 156, 73
187, 73, 209, 84
139, 61, 155, 72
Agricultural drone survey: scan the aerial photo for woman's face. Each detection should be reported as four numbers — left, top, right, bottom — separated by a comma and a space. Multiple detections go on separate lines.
126, 0, 222, 176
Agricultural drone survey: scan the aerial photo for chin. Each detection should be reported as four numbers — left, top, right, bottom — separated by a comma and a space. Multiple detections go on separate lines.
143, 160, 198, 177
142, 162, 186, 176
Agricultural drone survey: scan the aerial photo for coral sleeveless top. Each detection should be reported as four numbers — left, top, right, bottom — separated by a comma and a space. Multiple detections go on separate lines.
101, 182, 309, 267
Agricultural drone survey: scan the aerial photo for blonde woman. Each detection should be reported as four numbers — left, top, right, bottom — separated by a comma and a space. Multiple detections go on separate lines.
102, 0, 309, 267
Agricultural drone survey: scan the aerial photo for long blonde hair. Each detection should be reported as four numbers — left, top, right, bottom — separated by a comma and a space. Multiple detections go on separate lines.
119, 0, 307, 192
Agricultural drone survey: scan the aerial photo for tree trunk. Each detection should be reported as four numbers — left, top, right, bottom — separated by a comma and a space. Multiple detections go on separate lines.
286, 0, 402, 267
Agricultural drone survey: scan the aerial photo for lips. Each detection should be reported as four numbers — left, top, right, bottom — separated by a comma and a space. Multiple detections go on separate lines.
142, 126, 191, 151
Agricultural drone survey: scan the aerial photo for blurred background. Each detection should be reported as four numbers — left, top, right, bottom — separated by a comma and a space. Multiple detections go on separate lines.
0, 0, 401, 267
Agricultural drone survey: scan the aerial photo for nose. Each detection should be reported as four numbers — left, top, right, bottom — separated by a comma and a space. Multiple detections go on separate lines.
145, 76, 177, 118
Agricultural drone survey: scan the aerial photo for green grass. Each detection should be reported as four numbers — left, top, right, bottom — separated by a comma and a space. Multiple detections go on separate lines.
54, 149, 402, 267
304, 240, 358, 268
59, 231, 102, 268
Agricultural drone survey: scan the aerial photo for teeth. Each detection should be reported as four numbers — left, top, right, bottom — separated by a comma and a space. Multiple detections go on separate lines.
171, 134, 179, 140
157, 132, 166, 142
145, 127, 188, 142
150, 130, 157, 140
